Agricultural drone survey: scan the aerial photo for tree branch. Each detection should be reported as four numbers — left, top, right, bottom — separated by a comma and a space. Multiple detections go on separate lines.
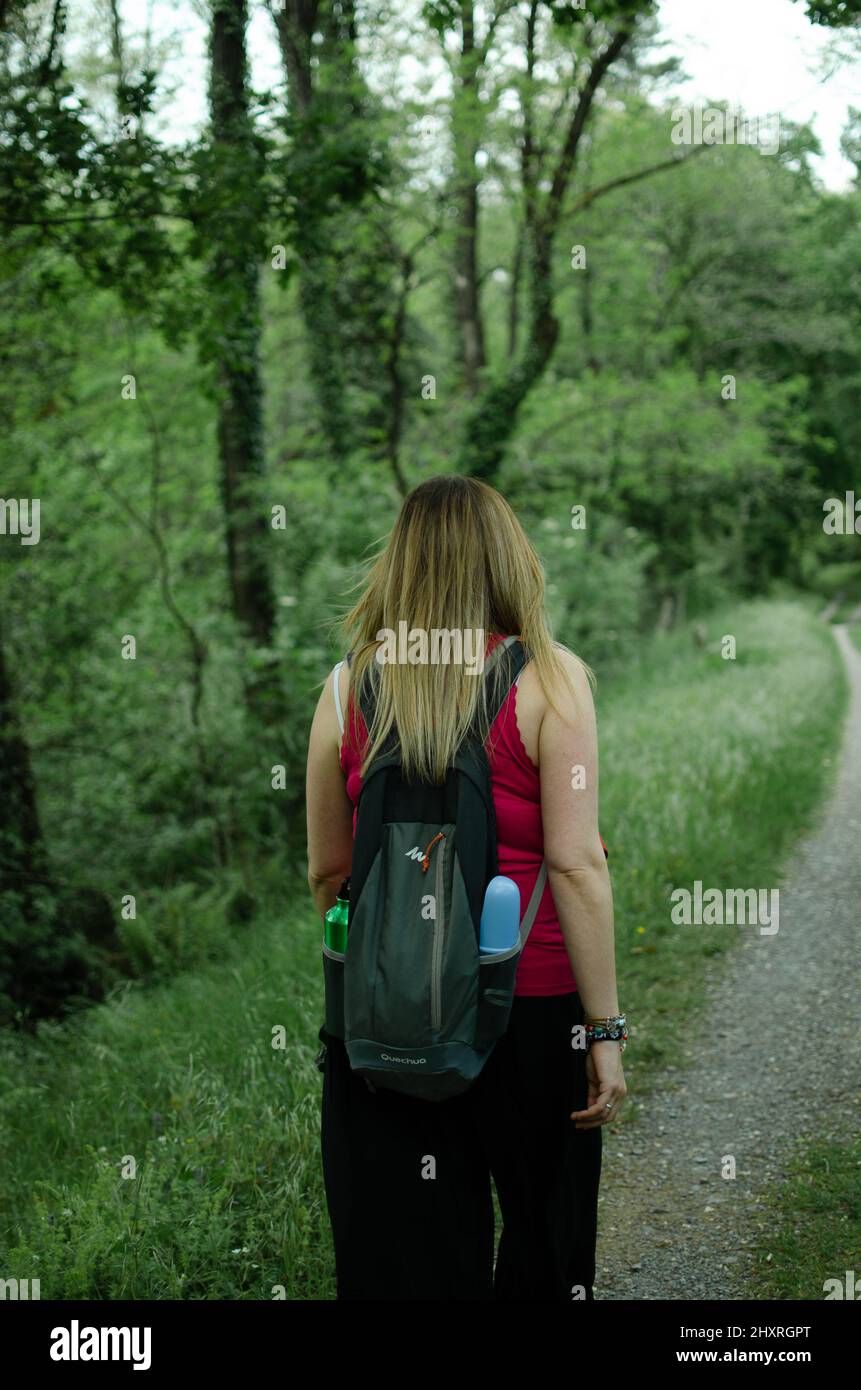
544, 25, 631, 235
569, 143, 712, 214
478, 0, 519, 64
38, 0, 65, 84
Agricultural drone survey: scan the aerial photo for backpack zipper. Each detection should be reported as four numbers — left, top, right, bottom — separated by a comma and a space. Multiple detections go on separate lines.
421, 831, 445, 873
429, 831, 447, 1032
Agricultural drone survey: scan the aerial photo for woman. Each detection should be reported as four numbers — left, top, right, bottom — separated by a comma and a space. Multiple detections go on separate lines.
305, 475, 626, 1300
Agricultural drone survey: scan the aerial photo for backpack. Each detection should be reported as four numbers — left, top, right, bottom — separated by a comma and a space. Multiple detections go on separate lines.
320, 634, 547, 1103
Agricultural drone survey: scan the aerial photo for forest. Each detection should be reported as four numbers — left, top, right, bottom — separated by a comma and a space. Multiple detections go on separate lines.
1, 0, 861, 1302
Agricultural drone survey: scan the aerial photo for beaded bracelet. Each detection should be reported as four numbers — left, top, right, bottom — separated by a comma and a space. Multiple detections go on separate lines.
584, 1014, 628, 1052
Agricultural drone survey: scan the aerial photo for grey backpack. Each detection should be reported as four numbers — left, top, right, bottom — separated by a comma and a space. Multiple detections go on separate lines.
321, 635, 547, 1102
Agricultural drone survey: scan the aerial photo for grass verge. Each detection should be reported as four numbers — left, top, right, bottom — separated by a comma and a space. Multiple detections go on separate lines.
749, 1137, 861, 1299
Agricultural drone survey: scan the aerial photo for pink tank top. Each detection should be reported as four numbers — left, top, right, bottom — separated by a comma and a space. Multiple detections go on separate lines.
338, 633, 608, 997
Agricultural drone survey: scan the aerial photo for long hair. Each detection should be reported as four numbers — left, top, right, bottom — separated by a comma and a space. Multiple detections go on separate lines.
337, 476, 593, 783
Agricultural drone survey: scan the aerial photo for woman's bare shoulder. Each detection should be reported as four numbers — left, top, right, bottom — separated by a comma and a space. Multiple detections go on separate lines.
517, 644, 593, 759
519, 641, 591, 705
548, 642, 594, 700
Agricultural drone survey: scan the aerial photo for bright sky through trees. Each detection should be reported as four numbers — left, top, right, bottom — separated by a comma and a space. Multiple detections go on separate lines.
80, 0, 861, 190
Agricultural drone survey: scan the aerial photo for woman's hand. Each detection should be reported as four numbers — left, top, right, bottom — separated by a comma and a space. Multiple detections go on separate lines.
571, 1042, 627, 1129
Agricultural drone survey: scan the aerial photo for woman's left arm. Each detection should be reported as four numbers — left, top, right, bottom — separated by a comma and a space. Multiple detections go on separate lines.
306, 666, 355, 919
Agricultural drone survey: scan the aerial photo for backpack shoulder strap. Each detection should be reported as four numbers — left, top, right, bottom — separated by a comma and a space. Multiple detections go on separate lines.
477, 635, 528, 737
518, 862, 547, 947
346, 634, 529, 772
346, 649, 400, 771
331, 660, 345, 736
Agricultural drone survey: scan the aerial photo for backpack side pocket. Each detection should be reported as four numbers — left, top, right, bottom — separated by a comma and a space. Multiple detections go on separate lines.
322, 941, 346, 1039
474, 943, 521, 1053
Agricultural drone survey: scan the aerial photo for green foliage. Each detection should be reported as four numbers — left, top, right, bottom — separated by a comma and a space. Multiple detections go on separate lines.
119, 875, 256, 979
528, 511, 657, 669
749, 1137, 861, 1298
792, 0, 861, 24
549, 0, 657, 24
0, 884, 117, 1029
0, 62, 181, 302
800, 556, 861, 597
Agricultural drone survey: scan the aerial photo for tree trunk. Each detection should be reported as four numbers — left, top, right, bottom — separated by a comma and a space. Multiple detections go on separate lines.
458, 22, 631, 482
208, 0, 277, 651
450, 1, 486, 395
272, 2, 358, 468
272, 0, 405, 486
459, 224, 558, 479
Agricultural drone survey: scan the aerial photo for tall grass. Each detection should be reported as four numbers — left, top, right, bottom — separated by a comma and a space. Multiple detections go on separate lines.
0, 598, 845, 1298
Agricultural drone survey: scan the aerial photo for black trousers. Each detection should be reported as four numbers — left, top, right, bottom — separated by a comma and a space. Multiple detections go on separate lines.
319, 991, 602, 1300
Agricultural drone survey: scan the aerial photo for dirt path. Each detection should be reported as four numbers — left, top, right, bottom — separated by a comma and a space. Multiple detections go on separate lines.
595, 624, 861, 1300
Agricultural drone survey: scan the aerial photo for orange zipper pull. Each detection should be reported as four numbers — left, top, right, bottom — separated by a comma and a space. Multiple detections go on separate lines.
421, 831, 445, 873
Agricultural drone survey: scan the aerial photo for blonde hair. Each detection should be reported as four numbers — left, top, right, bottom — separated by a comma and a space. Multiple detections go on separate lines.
335, 476, 593, 783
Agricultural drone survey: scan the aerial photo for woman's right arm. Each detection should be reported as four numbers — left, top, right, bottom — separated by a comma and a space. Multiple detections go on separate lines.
538, 648, 618, 1018
538, 647, 626, 1127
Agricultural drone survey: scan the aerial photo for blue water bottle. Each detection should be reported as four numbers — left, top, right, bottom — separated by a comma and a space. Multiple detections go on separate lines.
479, 876, 521, 954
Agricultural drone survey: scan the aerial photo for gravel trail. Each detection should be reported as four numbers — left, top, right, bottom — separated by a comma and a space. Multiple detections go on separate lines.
595, 624, 861, 1300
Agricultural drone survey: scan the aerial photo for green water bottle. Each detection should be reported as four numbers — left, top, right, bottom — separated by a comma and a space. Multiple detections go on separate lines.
324, 878, 350, 953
